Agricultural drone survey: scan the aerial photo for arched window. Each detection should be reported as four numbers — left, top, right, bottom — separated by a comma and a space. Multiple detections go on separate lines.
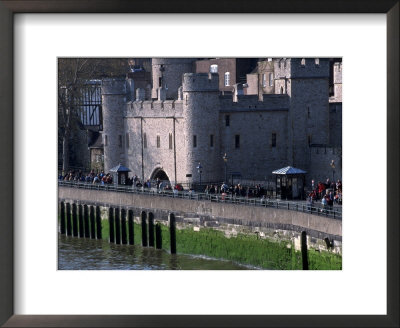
262, 74, 267, 87
269, 73, 274, 87
224, 72, 230, 86
210, 64, 218, 73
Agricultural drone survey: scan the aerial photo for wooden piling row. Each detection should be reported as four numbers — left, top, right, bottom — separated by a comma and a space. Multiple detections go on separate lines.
59, 202, 177, 256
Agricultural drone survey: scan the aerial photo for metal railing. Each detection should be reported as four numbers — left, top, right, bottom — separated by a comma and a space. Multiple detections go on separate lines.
59, 180, 342, 220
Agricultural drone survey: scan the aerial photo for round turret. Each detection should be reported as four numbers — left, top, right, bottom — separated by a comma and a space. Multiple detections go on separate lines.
101, 78, 127, 172
182, 73, 221, 183
151, 58, 196, 100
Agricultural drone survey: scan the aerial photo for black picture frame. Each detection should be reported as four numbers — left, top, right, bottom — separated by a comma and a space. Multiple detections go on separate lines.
0, 1, 398, 327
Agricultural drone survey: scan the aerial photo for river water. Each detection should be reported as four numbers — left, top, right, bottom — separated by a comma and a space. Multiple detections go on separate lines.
58, 234, 251, 270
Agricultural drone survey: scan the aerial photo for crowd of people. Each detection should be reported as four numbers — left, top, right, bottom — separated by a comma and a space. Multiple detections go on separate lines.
307, 178, 342, 211
59, 170, 342, 209
59, 170, 114, 184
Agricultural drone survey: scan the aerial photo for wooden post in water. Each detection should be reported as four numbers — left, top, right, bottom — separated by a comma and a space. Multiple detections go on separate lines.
84, 205, 90, 238
155, 222, 162, 249
141, 211, 147, 247
128, 209, 134, 245
78, 204, 84, 238
96, 206, 102, 239
301, 231, 309, 270
72, 203, 78, 237
90, 206, 96, 239
115, 208, 121, 244
121, 208, 127, 245
169, 213, 176, 254
66, 203, 72, 236
60, 201, 66, 234
108, 207, 115, 243
148, 212, 155, 247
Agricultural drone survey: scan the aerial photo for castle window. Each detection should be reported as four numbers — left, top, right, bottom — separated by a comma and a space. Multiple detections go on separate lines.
125, 133, 129, 149
119, 135, 122, 148
315, 58, 320, 66
262, 74, 267, 87
193, 135, 197, 148
156, 135, 160, 148
271, 133, 277, 147
224, 72, 230, 86
269, 73, 274, 87
235, 135, 240, 148
104, 135, 108, 147
210, 64, 218, 73
225, 115, 230, 127
158, 77, 162, 88
210, 134, 214, 148
169, 133, 173, 149
301, 58, 306, 66
143, 133, 147, 148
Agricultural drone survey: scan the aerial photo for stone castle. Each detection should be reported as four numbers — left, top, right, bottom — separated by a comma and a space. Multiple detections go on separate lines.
98, 58, 342, 187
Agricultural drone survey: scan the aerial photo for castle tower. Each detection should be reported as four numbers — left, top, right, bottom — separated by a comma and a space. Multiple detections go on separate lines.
151, 58, 196, 100
274, 58, 330, 171
182, 73, 221, 184
101, 78, 127, 172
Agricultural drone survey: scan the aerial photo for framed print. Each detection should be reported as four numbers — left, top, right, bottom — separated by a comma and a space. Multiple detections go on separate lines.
0, 1, 398, 327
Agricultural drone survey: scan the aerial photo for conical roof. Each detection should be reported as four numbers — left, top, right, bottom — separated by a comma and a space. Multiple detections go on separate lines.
109, 163, 131, 172
272, 166, 307, 175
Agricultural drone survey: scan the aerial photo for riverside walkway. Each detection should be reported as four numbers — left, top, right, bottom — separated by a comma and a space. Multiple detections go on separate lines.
58, 181, 342, 220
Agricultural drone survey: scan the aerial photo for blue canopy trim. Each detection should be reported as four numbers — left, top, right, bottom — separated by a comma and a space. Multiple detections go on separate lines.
272, 166, 307, 175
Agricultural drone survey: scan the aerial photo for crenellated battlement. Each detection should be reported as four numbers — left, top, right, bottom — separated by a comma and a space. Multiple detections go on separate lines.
274, 58, 329, 79
182, 73, 219, 92
125, 99, 184, 118
219, 93, 289, 112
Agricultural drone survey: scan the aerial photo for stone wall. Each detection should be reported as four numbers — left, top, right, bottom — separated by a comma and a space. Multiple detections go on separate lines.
101, 78, 127, 172
59, 186, 342, 242
329, 102, 342, 146
308, 146, 342, 187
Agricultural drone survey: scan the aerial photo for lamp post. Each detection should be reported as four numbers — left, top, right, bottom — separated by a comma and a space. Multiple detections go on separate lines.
196, 162, 202, 190
223, 153, 228, 184
330, 160, 335, 183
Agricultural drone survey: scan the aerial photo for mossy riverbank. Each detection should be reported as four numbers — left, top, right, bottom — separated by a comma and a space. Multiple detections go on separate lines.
99, 219, 341, 270
59, 213, 341, 270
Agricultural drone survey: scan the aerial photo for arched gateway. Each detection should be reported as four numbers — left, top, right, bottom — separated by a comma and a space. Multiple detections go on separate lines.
150, 168, 170, 182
